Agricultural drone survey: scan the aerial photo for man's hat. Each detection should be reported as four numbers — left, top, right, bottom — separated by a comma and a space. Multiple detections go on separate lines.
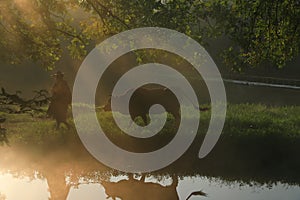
51, 71, 64, 77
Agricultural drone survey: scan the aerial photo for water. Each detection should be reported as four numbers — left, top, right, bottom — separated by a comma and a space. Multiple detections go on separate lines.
0, 173, 49, 200
0, 145, 299, 200
224, 81, 300, 106
1, 172, 300, 200
186, 79, 300, 106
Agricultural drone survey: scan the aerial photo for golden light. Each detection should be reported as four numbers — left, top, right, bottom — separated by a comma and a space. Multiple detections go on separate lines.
13, 0, 32, 11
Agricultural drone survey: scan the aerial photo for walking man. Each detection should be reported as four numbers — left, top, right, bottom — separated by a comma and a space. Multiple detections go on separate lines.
47, 71, 72, 129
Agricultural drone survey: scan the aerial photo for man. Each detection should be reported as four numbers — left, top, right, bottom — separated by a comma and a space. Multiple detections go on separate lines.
47, 71, 72, 129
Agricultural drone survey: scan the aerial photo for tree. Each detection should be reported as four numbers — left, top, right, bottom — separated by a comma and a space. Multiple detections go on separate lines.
0, 0, 88, 70
0, 0, 299, 71
211, 0, 300, 70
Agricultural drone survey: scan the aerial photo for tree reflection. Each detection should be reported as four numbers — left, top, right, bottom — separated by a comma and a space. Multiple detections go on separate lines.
0, 193, 6, 200
45, 170, 71, 200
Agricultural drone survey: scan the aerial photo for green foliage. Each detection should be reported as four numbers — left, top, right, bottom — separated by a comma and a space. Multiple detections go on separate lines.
0, 0, 62, 69
0, 0, 299, 70
214, 0, 300, 70
0, 0, 88, 69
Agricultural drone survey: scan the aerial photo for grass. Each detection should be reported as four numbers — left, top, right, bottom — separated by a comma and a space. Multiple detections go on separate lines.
0, 103, 299, 148
224, 104, 300, 138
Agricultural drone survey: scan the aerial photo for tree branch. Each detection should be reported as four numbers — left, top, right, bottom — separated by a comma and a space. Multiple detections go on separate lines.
86, 0, 130, 29
55, 28, 86, 45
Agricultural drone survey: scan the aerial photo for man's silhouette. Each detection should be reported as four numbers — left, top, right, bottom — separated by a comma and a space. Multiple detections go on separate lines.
47, 71, 71, 129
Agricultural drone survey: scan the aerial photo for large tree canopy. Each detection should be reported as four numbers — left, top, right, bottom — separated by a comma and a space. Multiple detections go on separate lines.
0, 0, 299, 70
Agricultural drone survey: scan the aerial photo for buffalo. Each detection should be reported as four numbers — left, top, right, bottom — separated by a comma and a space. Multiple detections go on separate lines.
102, 174, 207, 200
103, 87, 208, 125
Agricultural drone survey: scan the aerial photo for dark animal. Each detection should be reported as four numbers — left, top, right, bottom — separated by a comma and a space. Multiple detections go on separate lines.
103, 87, 208, 125
103, 87, 181, 125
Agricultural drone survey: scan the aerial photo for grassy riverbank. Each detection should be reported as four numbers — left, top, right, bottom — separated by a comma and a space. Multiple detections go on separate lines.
1, 103, 299, 146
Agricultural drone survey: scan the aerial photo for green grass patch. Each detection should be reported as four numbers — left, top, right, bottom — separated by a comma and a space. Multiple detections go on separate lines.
0, 103, 299, 147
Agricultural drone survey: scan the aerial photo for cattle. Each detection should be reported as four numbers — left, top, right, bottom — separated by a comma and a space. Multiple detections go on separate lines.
103, 87, 180, 125
103, 87, 208, 125
101, 175, 179, 200
101, 174, 207, 200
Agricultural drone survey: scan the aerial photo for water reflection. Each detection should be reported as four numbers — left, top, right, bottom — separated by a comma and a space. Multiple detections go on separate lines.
101, 174, 180, 200
0, 173, 49, 199
1, 172, 300, 200
46, 170, 70, 200
0, 135, 299, 200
